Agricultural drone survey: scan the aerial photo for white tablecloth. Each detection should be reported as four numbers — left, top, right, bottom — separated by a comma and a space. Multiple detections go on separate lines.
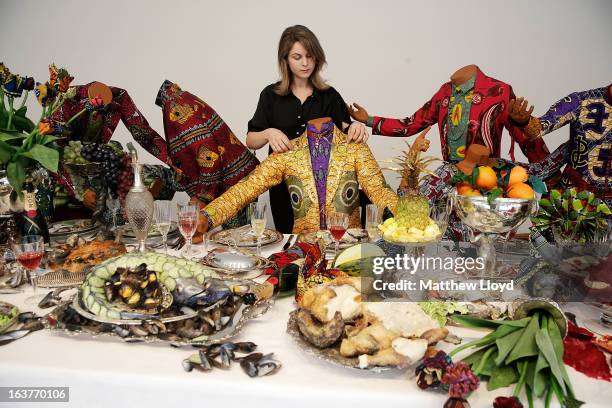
1, 237, 610, 408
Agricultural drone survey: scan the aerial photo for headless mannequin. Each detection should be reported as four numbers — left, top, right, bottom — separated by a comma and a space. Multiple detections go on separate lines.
450, 64, 478, 87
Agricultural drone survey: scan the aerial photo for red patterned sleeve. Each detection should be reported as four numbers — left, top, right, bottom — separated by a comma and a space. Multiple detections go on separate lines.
116, 88, 169, 163
369, 86, 443, 137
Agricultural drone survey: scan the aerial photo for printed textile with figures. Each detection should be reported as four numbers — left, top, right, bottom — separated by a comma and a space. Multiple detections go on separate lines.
370, 67, 550, 163
203, 120, 398, 234
534, 86, 611, 206
155, 80, 259, 204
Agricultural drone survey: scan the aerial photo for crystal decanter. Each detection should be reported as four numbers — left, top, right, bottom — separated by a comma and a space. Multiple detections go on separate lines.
125, 144, 154, 252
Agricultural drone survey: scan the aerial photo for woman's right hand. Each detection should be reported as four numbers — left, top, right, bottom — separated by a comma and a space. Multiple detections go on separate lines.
266, 128, 292, 152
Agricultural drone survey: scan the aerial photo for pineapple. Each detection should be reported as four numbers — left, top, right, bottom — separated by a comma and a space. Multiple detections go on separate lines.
379, 127, 440, 241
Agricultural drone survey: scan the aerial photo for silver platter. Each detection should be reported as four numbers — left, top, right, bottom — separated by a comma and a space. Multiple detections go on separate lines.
49, 219, 99, 242
37, 269, 86, 288
286, 310, 396, 373
453, 193, 536, 234
47, 292, 273, 347
210, 226, 283, 248
201, 249, 273, 279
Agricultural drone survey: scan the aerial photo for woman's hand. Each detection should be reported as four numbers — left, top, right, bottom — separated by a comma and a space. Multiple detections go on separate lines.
266, 128, 293, 152
346, 121, 369, 143
190, 197, 208, 244
347, 102, 369, 123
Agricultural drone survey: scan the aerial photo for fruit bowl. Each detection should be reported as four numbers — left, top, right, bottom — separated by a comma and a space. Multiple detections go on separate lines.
452, 190, 537, 276
452, 194, 537, 234
379, 199, 450, 246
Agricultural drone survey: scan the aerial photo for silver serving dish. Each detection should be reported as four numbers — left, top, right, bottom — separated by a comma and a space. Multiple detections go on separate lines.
211, 226, 283, 248
201, 248, 273, 279
45, 280, 273, 346
286, 310, 396, 373
37, 269, 87, 288
452, 191, 538, 276
453, 193, 536, 234
49, 219, 100, 242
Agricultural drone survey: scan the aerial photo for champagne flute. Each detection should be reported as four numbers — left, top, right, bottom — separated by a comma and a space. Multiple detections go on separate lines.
154, 200, 173, 255
250, 202, 267, 256
366, 204, 381, 242
12, 235, 45, 305
430, 199, 450, 254
177, 204, 198, 259
327, 212, 349, 260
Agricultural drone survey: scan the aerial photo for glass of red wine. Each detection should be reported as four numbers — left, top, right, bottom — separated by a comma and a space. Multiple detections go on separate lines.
178, 204, 199, 259
12, 235, 45, 305
327, 212, 349, 260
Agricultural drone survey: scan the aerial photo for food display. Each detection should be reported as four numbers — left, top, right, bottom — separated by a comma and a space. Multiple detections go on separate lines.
58, 239, 127, 274
379, 136, 442, 244
0, 301, 19, 333
289, 277, 449, 370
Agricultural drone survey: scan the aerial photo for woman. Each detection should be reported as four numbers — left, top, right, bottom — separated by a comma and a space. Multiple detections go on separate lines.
246, 25, 368, 233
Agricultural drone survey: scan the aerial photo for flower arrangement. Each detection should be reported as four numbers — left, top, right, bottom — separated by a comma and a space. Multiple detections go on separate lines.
0, 63, 95, 193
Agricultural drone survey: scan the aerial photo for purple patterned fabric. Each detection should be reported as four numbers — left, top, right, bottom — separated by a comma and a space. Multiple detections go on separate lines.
306, 121, 335, 228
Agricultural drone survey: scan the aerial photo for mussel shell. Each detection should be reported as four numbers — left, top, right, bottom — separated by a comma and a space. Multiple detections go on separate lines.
126, 292, 142, 306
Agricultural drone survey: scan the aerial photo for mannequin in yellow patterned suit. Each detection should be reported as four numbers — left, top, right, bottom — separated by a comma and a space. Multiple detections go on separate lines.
194, 117, 398, 238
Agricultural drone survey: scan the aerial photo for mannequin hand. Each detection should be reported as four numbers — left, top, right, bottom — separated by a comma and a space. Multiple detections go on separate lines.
346, 122, 369, 143
347, 103, 369, 123
192, 210, 210, 244
83, 189, 96, 210
266, 128, 292, 153
410, 126, 432, 153
508, 97, 534, 126
190, 197, 207, 244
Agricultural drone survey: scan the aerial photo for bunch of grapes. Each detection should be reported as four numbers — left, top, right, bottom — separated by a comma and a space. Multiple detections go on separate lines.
81, 143, 123, 198
117, 153, 134, 205
63, 140, 87, 164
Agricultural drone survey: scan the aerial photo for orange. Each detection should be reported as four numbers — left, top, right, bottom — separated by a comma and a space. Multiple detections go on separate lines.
475, 166, 497, 190
462, 189, 482, 196
456, 182, 473, 195
508, 166, 528, 186
506, 182, 535, 199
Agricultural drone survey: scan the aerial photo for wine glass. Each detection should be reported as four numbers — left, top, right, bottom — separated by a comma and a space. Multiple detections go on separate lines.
327, 212, 349, 260
365, 204, 381, 242
154, 200, 173, 255
177, 204, 199, 259
249, 202, 267, 257
12, 235, 45, 305
429, 200, 450, 253
106, 196, 121, 231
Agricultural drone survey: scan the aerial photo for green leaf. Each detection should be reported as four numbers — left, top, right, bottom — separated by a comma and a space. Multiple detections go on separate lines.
473, 347, 496, 376
487, 364, 518, 391
539, 198, 553, 210
495, 327, 525, 365
7, 160, 26, 193
506, 313, 541, 364
535, 327, 567, 396
19, 144, 59, 172
0, 140, 17, 164
597, 203, 611, 215
525, 382, 534, 408
550, 190, 561, 200
0, 131, 26, 142
533, 354, 549, 397
471, 166, 480, 186
576, 190, 589, 200
450, 324, 522, 357
452, 315, 531, 329
547, 318, 576, 399
462, 347, 490, 367
572, 199, 583, 211
528, 175, 547, 194
487, 187, 503, 205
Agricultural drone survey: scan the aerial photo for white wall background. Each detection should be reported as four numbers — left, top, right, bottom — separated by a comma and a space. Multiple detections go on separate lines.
1, 0, 611, 214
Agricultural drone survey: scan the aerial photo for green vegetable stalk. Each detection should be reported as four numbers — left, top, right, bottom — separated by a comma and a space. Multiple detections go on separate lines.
450, 313, 584, 408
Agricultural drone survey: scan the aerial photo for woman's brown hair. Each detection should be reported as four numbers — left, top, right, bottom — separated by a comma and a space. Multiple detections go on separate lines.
275, 25, 329, 96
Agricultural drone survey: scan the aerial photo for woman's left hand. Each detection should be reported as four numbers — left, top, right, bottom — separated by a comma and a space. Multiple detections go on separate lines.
346, 121, 369, 143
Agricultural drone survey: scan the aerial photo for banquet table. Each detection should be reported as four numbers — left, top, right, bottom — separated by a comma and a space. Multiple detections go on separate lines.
0, 236, 610, 408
